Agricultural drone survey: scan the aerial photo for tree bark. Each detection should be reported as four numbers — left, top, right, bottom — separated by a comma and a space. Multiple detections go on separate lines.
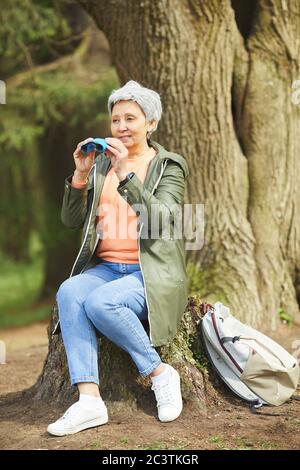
239, 0, 300, 328
76, 0, 300, 328
30, 0, 300, 408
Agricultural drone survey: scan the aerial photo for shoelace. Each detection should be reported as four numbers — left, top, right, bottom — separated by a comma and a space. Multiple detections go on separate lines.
151, 382, 174, 406
58, 402, 81, 424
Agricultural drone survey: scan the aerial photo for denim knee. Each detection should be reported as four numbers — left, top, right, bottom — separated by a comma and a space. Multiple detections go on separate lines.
56, 277, 84, 323
84, 294, 104, 321
56, 276, 81, 302
57, 278, 70, 301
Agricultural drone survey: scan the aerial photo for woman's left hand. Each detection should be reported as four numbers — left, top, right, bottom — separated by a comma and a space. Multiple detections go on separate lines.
105, 137, 128, 181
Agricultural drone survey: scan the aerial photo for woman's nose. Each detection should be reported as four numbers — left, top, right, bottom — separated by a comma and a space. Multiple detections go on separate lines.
118, 121, 128, 131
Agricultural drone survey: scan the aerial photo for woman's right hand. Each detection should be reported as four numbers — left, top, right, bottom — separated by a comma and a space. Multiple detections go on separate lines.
73, 138, 97, 178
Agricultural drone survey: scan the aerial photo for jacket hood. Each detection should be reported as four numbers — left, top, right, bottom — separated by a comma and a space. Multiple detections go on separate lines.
149, 140, 189, 180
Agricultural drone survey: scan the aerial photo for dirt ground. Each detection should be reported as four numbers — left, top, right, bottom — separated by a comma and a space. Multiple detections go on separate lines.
0, 319, 300, 450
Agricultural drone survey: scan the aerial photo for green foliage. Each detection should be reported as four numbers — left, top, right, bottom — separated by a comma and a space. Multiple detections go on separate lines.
0, 0, 118, 151
0, 0, 71, 78
1, 70, 117, 152
192, 346, 209, 372
278, 308, 293, 326
0, 115, 44, 153
0, 256, 47, 328
0, 235, 44, 315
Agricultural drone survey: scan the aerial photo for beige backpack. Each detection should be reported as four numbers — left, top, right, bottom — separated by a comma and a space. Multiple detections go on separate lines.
200, 302, 300, 410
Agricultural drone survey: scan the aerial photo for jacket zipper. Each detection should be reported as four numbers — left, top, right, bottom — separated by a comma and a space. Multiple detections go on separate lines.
69, 163, 98, 277
78, 159, 112, 274
138, 159, 169, 346
79, 233, 100, 274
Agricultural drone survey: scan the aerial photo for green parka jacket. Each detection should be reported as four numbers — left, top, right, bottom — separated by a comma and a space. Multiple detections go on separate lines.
52, 140, 189, 347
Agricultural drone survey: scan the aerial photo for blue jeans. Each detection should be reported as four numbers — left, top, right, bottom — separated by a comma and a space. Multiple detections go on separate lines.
56, 260, 162, 386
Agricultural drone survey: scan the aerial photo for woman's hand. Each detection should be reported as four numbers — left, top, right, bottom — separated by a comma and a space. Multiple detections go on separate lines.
105, 137, 129, 181
73, 138, 97, 182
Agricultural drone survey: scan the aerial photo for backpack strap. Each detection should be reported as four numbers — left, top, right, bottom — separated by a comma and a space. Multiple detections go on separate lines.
250, 404, 291, 417
250, 396, 300, 417
291, 395, 300, 401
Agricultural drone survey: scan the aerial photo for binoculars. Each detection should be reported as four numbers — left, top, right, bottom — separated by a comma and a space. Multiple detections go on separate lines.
80, 138, 107, 155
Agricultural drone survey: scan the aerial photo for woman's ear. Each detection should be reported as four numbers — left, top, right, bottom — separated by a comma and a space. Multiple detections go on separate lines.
149, 119, 158, 133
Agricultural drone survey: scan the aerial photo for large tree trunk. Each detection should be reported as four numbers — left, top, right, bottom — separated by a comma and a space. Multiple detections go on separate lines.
239, 0, 300, 329
29, 0, 300, 408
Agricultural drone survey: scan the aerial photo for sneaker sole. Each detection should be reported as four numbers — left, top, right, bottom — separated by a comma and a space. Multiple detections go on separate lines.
158, 400, 183, 422
47, 414, 108, 436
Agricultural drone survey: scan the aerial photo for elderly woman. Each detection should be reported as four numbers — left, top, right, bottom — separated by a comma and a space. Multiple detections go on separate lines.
47, 80, 189, 436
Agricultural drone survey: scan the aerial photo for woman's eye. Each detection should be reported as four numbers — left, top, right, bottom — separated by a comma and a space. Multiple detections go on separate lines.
112, 117, 134, 123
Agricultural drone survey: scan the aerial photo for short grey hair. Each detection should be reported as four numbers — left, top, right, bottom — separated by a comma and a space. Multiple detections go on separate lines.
107, 80, 162, 137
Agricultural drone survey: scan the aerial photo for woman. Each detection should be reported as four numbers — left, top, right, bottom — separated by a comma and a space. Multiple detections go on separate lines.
47, 80, 189, 436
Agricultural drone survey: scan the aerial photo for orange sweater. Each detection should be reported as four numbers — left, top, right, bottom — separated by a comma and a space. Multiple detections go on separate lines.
71, 149, 156, 264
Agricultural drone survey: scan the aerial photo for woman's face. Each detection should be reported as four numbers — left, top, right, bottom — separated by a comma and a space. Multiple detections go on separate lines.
111, 100, 156, 149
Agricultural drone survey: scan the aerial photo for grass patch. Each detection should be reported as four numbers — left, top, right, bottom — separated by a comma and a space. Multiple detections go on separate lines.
0, 249, 47, 328
258, 440, 278, 450
234, 436, 253, 450
120, 436, 130, 444
207, 435, 231, 450
208, 435, 222, 444
86, 441, 102, 450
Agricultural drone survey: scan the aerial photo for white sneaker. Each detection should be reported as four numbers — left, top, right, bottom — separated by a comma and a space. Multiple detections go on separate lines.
151, 364, 183, 422
47, 401, 108, 436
